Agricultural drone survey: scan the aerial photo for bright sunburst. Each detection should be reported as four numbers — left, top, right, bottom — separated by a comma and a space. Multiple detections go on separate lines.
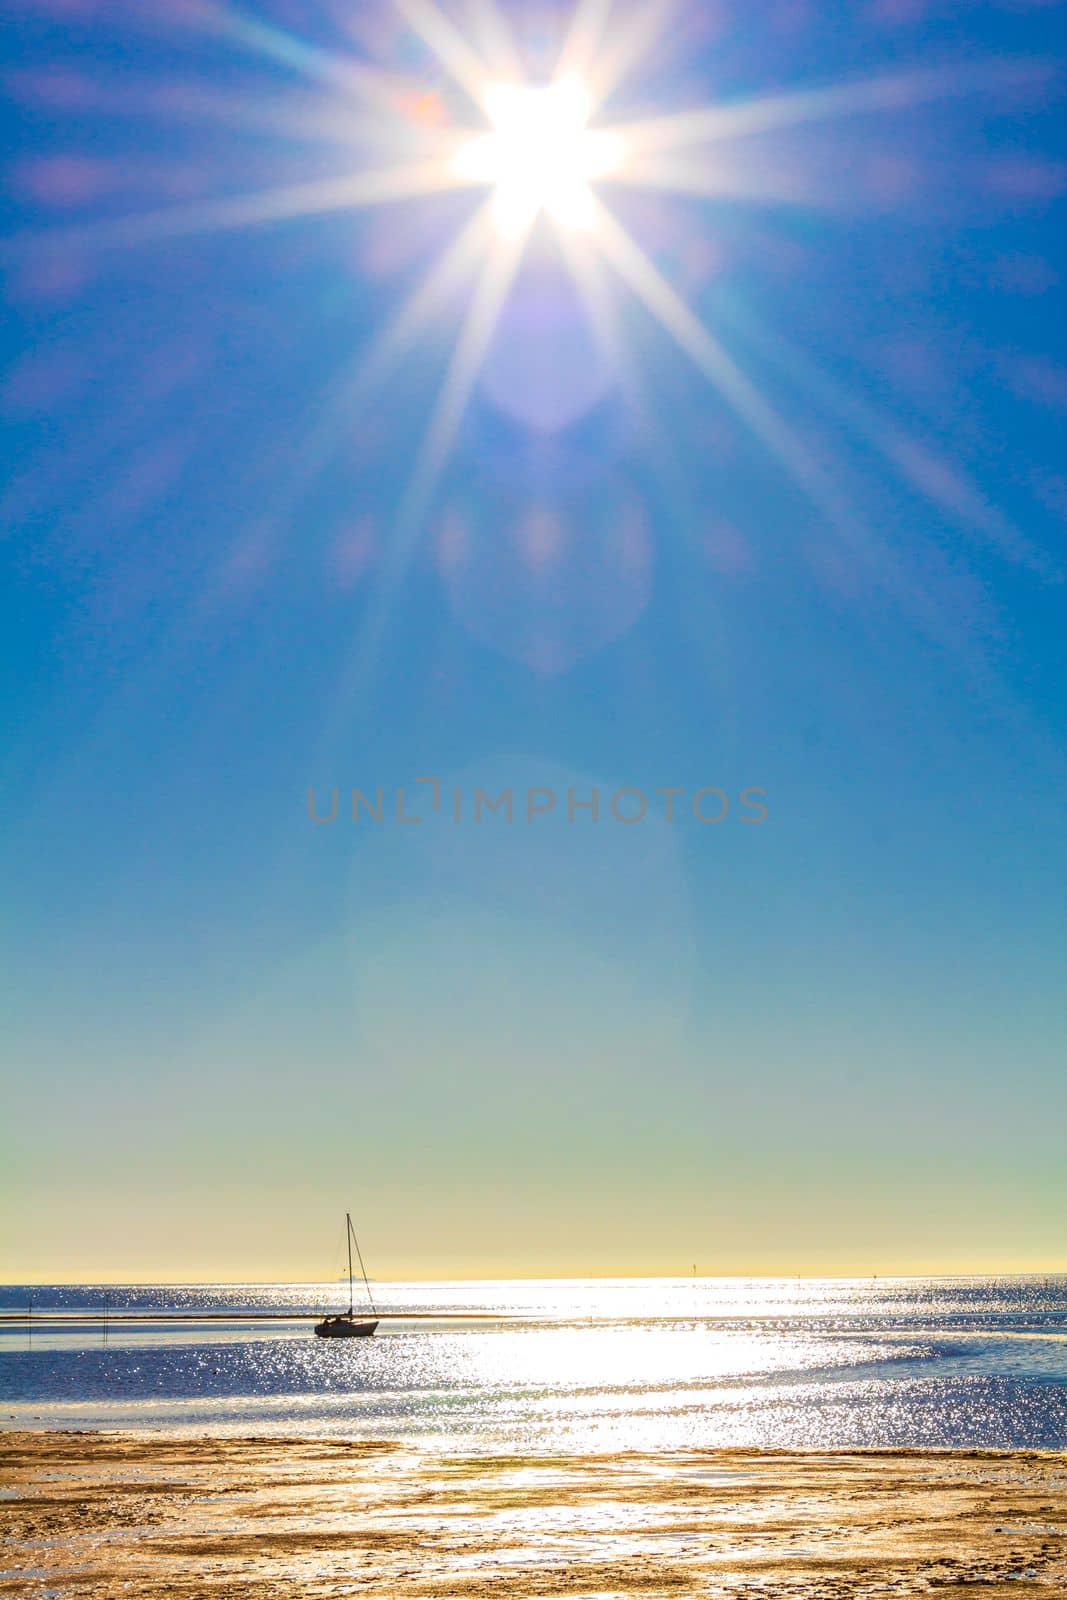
41, 0, 1028, 646
455, 76, 622, 237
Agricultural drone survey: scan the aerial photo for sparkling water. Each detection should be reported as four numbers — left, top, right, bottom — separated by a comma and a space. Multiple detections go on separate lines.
2, 1277, 1065, 1451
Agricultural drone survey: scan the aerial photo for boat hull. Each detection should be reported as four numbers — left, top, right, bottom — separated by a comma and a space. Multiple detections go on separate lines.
313, 1316, 378, 1338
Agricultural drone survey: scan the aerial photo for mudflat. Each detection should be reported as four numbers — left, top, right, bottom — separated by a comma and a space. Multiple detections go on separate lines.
2, 1432, 1065, 1596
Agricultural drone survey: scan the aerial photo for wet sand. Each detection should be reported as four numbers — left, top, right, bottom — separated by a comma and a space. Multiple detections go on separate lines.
2, 1433, 1065, 1596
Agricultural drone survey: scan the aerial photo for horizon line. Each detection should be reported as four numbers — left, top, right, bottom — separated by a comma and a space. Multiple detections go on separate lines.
5, 1268, 1066, 1289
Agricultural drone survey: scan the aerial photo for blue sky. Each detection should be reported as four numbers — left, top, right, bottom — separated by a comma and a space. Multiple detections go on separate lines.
2, 0, 1065, 1279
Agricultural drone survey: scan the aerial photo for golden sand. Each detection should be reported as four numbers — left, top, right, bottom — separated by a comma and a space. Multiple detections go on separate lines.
2, 1433, 1066, 1596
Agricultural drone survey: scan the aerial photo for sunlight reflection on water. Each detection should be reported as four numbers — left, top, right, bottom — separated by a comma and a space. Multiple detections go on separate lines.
2, 1278, 1065, 1451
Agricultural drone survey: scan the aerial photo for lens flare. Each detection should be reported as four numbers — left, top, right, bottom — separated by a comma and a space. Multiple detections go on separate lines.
16, 0, 1052, 706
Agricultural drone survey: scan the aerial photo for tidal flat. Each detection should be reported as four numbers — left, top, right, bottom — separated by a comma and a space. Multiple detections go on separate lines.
2, 1433, 1066, 1597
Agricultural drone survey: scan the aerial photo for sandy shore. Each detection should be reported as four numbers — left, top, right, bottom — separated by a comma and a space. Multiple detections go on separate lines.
2, 1434, 1065, 1597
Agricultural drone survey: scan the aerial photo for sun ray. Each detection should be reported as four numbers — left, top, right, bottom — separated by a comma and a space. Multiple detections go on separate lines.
390, 0, 495, 112
142, 208, 501, 692
555, 225, 722, 574
89, 79, 446, 155
555, 228, 651, 434
460, 0, 524, 80
606, 60, 1041, 161
558, 225, 729, 589
559, 228, 747, 716
311, 222, 532, 761
556, 230, 625, 376
584, 203, 1041, 670
21, 160, 479, 253
584, 199, 1005, 666
403, 221, 532, 525
588, 197, 860, 539
212, 204, 498, 556
191, 0, 422, 119
556, 0, 617, 84
348, 199, 498, 400
607, 152, 820, 208
583, 0, 677, 113
709, 285, 1056, 578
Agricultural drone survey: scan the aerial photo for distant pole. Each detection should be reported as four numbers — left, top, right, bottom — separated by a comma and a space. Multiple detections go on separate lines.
28, 1297, 32, 1350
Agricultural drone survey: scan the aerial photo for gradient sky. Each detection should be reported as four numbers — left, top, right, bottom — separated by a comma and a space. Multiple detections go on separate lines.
2, 0, 1065, 1282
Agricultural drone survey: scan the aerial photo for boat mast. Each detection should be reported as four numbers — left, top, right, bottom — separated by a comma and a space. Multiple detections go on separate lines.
346, 1212, 354, 1316
348, 1213, 377, 1315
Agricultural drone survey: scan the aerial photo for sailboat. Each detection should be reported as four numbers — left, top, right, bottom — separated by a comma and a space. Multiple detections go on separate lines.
314, 1213, 379, 1338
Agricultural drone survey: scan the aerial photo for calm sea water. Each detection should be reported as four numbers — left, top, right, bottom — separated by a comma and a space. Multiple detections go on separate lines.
2, 1278, 1065, 1452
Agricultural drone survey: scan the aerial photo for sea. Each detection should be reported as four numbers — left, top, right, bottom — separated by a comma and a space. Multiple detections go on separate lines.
2, 1278, 1065, 1452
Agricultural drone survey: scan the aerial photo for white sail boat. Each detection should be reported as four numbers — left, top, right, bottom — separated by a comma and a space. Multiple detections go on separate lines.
314, 1213, 379, 1338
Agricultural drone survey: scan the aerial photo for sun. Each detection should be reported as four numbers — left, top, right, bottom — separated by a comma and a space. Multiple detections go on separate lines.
455, 76, 623, 238
87, 0, 996, 653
